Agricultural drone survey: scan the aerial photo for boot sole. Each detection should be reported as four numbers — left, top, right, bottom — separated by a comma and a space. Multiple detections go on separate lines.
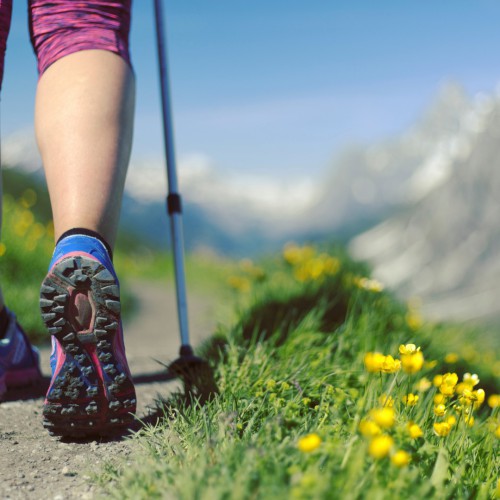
40, 254, 136, 438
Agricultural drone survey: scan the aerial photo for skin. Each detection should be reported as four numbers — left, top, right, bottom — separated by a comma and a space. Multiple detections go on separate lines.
0, 49, 135, 311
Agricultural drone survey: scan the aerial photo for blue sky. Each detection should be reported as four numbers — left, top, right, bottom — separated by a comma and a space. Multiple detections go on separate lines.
2, 1, 500, 179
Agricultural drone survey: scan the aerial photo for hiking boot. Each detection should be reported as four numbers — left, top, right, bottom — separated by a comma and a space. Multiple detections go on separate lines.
40, 236, 136, 437
0, 308, 42, 400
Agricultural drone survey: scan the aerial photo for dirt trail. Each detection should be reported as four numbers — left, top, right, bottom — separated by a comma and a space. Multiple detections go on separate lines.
0, 280, 218, 499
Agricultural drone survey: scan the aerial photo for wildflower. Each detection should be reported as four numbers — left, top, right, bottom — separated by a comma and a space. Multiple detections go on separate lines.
403, 393, 419, 406
227, 276, 251, 293
399, 344, 418, 355
433, 422, 451, 437
379, 394, 395, 407
434, 404, 446, 417
265, 379, 277, 391
283, 243, 315, 265
416, 377, 432, 392
20, 188, 37, 208
364, 353, 400, 373
406, 311, 423, 330
495, 426, 500, 439
434, 393, 446, 405
391, 450, 411, 467
407, 422, 423, 439
488, 394, 500, 408
381, 355, 401, 374
368, 435, 394, 459
370, 407, 395, 429
460, 388, 486, 408
280, 382, 291, 391
464, 415, 474, 427
444, 352, 459, 364
446, 415, 457, 427
294, 258, 326, 282
433, 375, 443, 387
354, 277, 384, 292
323, 255, 340, 275
463, 373, 480, 387
439, 373, 458, 396
401, 351, 425, 374
359, 419, 382, 438
364, 352, 385, 373
475, 388, 485, 405
297, 433, 322, 453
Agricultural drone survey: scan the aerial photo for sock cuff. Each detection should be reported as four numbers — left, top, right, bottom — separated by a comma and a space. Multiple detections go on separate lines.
56, 228, 113, 261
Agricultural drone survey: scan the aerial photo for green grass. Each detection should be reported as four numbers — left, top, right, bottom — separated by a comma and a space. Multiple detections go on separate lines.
96, 244, 499, 499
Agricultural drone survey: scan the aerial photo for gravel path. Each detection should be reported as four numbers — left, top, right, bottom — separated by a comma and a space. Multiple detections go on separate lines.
0, 280, 217, 499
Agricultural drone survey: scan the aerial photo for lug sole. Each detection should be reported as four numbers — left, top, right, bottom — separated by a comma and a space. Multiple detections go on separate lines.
40, 255, 136, 438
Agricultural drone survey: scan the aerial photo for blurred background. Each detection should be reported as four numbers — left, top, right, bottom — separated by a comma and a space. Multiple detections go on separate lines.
2, 1, 500, 328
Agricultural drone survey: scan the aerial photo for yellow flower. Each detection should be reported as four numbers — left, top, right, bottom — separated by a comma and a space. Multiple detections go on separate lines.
407, 422, 423, 439
364, 352, 385, 373
444, 352, 459, 364
406, 311, 423, 330
434, 404, 446, 417
297, 433, 322, 453
370, 407, 395, 429
433, 422, 451, 437
464, 415, 474, 427
495, 426, 500, 439
488, 394, 500, 408
460, 388, 486, 408
283, 243, 315, 265
354, 277, 384, 292
265, 379, 277, 391
401, 351, 425, 374
364, 353, 400, 373
227, 275, 251, 292
359, 419, 382, 438
379, 394, 395, 407
416, 377, 432, 392
381, 355, 401, 374
322, 255, 340, 275
439, 373, 458, 396
475, 389, 485, 405
434, 393, 447, 405
433, 375, 443, 387
446, 415, 457, 427
399, 344, 419, 355
463, 373, 480, 387
403, 393, 419, 406
20, 188, 37, 208
368, 435, 394, 459
391, 450, 411, 467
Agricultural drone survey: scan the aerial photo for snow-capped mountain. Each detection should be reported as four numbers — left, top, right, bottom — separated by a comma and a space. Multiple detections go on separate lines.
349, 85, 500, 323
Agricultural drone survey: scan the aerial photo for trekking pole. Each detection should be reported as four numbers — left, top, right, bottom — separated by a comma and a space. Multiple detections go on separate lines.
153, 0, 216, 394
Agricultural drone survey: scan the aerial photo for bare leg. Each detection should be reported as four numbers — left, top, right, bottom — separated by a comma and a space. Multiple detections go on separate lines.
34, 50, 135, 249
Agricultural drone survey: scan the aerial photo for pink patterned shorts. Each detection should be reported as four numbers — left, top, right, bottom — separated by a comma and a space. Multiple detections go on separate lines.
0, 0, 131, 89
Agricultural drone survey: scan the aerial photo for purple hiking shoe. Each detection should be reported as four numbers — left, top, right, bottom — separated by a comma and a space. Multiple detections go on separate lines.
40, 235, 136, 438
0, 308, 41, 400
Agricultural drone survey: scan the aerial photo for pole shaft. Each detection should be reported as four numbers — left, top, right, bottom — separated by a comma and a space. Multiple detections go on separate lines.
154, 0, 191, 347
